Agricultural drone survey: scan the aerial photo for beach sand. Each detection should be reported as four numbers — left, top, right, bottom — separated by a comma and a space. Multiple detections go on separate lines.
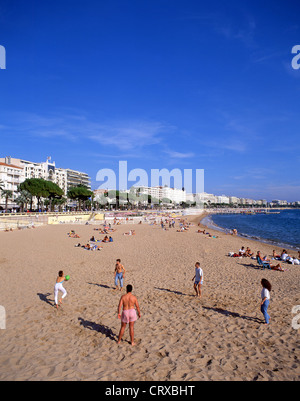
0, 216, 299, 381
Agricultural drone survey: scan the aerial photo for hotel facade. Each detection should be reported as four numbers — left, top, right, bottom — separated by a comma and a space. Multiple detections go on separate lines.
0, 156, 91, 210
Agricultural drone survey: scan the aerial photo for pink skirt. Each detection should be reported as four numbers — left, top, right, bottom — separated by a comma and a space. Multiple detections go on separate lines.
121, 309, 137, 323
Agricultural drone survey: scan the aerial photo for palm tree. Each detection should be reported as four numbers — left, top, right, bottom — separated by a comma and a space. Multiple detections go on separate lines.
15, 190, 32, 213
1, 189, 13, 212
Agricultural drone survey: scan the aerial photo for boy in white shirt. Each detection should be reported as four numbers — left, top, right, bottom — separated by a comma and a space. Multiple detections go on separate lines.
192, 262, 203, 298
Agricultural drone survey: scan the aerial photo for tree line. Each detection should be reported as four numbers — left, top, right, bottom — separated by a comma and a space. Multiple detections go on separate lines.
0, 178, 93, 212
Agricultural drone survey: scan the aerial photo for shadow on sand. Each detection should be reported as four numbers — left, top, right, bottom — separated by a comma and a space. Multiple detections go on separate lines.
87, 282, 114, 290
37, 292, 54, 306
154, 287, 194, 297
202, 306, 263, 324
78, 317, 116, 340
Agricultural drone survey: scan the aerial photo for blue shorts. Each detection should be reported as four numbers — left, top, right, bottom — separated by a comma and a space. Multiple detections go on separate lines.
195, 279, 203, 286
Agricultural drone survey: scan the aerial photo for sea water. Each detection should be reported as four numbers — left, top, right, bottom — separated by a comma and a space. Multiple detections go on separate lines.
203, 209, 300, 251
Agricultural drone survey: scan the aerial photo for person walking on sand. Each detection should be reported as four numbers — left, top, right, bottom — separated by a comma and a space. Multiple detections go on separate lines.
192, 262, 203, 298
260, 278, 271, 325
54, 270, 67, 309
114, 259, 126, 291
117, 284, 141, 346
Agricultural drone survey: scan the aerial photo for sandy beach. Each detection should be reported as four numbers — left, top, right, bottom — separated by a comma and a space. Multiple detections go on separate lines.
0, 215, 299, 381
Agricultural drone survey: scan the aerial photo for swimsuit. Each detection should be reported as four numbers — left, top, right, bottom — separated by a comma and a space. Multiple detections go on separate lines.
121, 309, 137, 323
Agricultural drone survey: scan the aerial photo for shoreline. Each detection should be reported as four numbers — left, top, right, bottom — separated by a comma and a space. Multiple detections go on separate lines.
195, 212, 300, 254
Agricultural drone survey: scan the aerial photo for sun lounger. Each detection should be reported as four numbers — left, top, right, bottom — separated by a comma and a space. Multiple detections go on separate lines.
256, 256, 271, 270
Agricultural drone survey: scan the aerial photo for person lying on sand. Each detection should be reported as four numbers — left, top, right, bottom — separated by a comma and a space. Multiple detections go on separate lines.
205, 234, 218, 238
123, 230, 135, 236
270, 263, 286, 272
68, 230, 80, 238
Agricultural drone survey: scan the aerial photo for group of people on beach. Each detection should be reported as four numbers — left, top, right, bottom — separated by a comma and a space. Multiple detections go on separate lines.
272, 249, 300, 265
229, 245, 300, 271
53, 217, 295, 348
53, 253, 271, 351
72, 231, 115, 251
53, 257, 140, 346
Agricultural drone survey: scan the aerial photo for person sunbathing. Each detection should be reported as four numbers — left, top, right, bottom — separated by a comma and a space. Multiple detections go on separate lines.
272, 250, 281, 260
69, 233, 80, 238
102, 235, 109, 242
280, 249, 292, 262
270, 262, 285, 272
123, 230, 135, 236
257, 252, 285, 271
245, 247, 253, 257
239, 247, 246, 256
257, 251, 270, 262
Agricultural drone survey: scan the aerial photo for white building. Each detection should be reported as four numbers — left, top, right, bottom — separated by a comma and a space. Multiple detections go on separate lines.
216, 195, 230, 204
65, 168, 91, 192
229, 196, 240, 204
160, 186, 186, 204
133, 186, 186, 204
0, 157, 68, 194
195, 192, 218, 204
0, 158, 24, 210
0, 157, 91, 195
0, 156, 91, 210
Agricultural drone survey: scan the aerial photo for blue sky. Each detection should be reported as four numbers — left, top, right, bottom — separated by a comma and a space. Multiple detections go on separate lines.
0, 0, 299, 201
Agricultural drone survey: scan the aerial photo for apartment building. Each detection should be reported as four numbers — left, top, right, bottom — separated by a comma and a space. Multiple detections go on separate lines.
0, 156, 91, 210
0, 158, 24, 210
66, 169, 91, 192
134, 186, 186, 204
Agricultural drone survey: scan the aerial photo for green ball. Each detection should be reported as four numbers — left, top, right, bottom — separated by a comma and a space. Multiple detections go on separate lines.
65, 275, 70, 281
